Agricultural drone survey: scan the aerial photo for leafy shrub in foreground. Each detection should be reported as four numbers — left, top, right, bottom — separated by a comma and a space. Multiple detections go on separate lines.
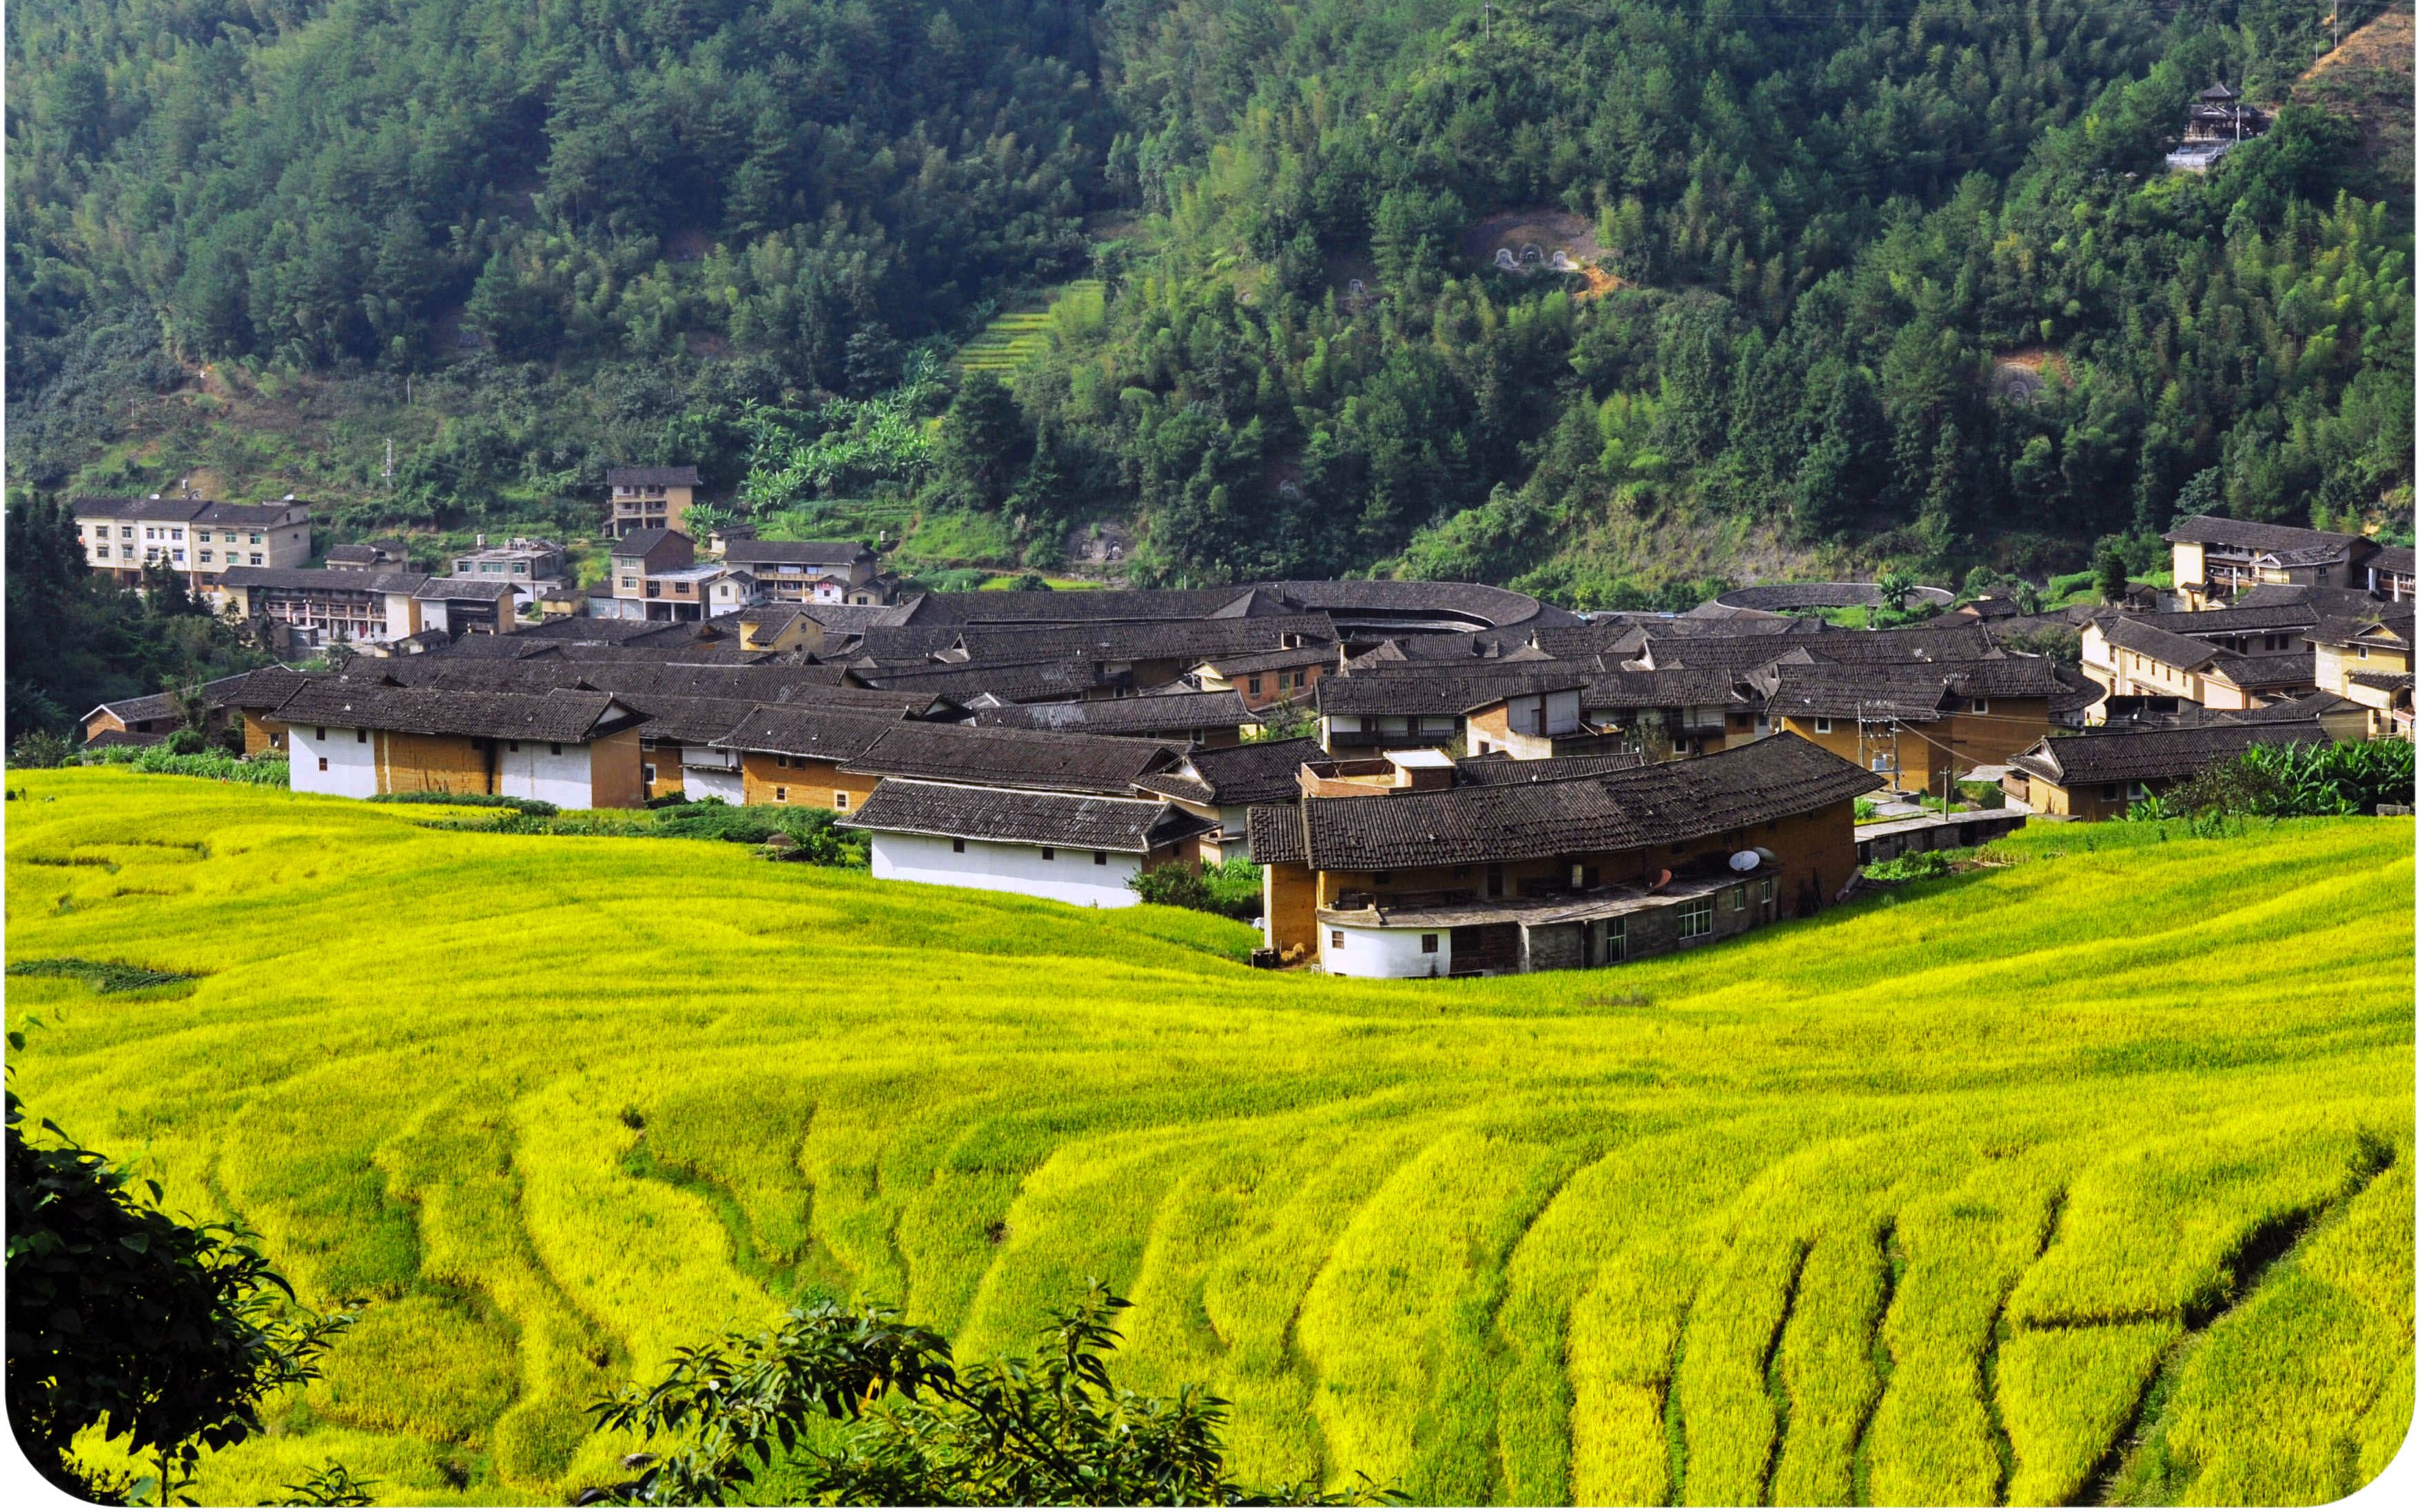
1866, 849, 1954, 881
586, 1284, 1394, 1507
2138, 741, 2415, 822
369, 791, 559, 817
77, 744, 289, 785
1129, 858, 1260, 920
6, 1083, 351, 1504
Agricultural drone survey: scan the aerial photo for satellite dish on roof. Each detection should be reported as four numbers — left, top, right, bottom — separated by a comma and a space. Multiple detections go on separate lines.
1729, 850, 1761, 873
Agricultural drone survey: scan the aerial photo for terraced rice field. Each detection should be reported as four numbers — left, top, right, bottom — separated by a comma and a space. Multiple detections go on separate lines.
956, 280, 1106, 375
4, 769, 2411, 1506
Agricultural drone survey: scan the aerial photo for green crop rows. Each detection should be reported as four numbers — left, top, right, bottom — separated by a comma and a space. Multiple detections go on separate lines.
3, 769, 2410, 1506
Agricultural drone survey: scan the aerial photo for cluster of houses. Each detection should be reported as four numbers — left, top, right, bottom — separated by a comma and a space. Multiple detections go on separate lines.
70, 468, 898, 654
74, 482, 2413, 979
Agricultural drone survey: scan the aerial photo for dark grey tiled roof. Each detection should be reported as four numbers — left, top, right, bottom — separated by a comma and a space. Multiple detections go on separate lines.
72, 497, 209, 523
843, 722, 1181, 794
839, 779, 1212, 853
1763, 665, 1961, 722
1317, 666, 1592, 717
1454, 751, 1649, 784
271, 683, 642, 743
196, 501, 310, 526
2100, 617, 2228, 671
1803, 625, 2008, 663
413, 577, 515, 601
218, 567, 431, 594
1249, 579, 1576, 630
721, 539, 871, 566
2163, 513, 2357, 555
1147, 736, 1325, 807
2208, 651, 2315, 687
2103, 602, 2322, 635
2225, 692, 2366, 722
1255, 734, 1880, 870
797, 602, 921, 632
613, 696, 759, 745
910, 588, 1263, 625
607, 466, 702, 487
393, 658, 901, 710
2308, 607, 2415, 649
971, 691, 1257, 734
960, 614, 1338, 667
2370, 546, 2414, 575
1200, 642, 1344, 674
708, 706, 906, 760
1942, 659, 2076, 699
2008, 721, 2329, 787
1581, 669, 1752, 709
856, 658, 1113, 703
2348, 671, 2415, 693
609, 528, 688, 558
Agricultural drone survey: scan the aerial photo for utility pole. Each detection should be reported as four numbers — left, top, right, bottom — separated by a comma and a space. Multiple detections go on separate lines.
1483, 2, 1497, 42
383, 439, 393, 493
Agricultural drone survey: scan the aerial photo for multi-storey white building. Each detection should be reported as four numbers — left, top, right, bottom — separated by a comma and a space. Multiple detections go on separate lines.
74, 496, 313, 594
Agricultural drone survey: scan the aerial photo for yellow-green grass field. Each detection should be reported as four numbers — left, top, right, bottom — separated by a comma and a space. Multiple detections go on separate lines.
3, 768, 2411, 1506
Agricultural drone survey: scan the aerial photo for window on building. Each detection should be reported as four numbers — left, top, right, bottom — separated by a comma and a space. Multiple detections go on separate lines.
1247, 676, 1262, 696
172, 550, 185, 562
1331, 930, 1344, 949
774, 786, 788, 802
642, 763, 657, 785
508, 741, 520, 752
250, 533, 262, 544
145, 528, 157, 540
774, 754, 790, 768
1040, 847, 1056, 860
356, 729, 367, 743
1678, 899, 1714, 940
1604, 919, 1627, 962
2101, 783, 2122, 800
120, 526, 132, 539
622, 577, 637, 589
314, 727, 327, 740
549, 743, 562, 756
1970, 698, 1989, 714
1732, 884, 1747, 910
1093, 850, 1108, 865
317, 757, 328, 771
249, 553, 263, 565
200, 551, 212, 563
1420, 933, 1438, 953
834, 791, 850, 811
170, 528, 183, 541
96, 546, 110, 559
1814, 716, 1834, 734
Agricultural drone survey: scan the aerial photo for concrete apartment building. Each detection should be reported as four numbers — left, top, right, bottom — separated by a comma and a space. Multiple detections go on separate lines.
606, 466, 701, 539
74, 496, 313, 592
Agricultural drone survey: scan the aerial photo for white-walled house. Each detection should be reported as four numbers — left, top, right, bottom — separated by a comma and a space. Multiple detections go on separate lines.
840, 779, 1216, 909
273, 683, 648, 808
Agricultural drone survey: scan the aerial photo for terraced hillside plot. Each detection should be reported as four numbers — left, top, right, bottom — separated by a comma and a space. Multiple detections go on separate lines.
956, 280, 1106, 374
3, 770, 2411, 1506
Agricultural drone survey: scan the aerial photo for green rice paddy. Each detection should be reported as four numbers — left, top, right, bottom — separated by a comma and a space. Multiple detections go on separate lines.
3, 769, 2410, 1505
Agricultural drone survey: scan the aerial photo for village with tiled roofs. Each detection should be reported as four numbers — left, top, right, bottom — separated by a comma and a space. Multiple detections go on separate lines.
73, 488, 2414, 980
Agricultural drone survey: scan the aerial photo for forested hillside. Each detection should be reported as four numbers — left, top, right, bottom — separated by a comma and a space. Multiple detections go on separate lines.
6, 1, 2411, 601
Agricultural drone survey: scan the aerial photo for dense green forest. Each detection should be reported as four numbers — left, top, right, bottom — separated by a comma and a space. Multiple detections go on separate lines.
6, 1, 2412, 602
